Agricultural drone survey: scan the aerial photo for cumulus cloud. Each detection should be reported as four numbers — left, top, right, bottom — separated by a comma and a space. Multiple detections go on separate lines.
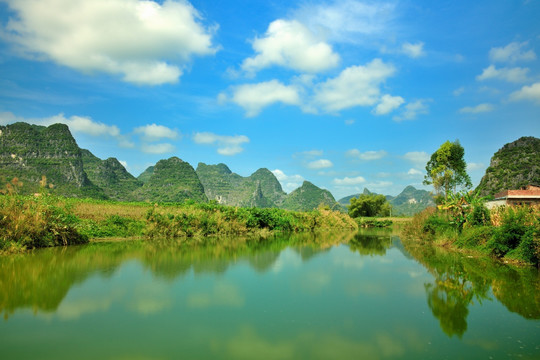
271, 169, 304, 193
141, 143, 175, 154
193, 132, 249, 155
2, 0, 217, 85
459, 103, 495, 114
373, 94, 405, 115
241, 19, 339, 75
134, 123, 179, 141
393, 99, 430, 121
333, 176, 366, 185
489, 41, 536, 63
509, 82, 540, 104
403, 151, 430, 166
467, 162, 485, 171
297, 150, 324, 157
307, 159, 333, 169
453, 87, 465, 96
407, 168, 422, 176
346, 149, 387, 160
0, 111, 121, 137
401, 42, 425, 58
293, 0, 397, 44
313, 59, 396, 112
225, 80, 301, 117
476, 65, 530, 83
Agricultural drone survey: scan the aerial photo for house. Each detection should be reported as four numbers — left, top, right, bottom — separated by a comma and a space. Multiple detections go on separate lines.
485, 185, 540, 209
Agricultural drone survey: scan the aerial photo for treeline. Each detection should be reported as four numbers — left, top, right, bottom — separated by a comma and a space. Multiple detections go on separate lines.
0, 178, 357, 254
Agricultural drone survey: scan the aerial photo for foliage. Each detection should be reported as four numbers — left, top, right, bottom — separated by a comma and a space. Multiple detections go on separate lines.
281, 181, 340, 212
348, 193, 392, 218
424, 140, 472, 197
404, 204, 540, 266
438, 190, 490, 231
145, 202, 357, 239
0, 177, 88, 253
355, 217, 393, 228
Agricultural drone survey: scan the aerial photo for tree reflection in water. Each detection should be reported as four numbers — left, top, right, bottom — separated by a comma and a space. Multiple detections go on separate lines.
403, 238, 540, 337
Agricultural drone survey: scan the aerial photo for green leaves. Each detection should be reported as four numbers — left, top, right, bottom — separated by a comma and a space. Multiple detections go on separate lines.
348, 193, 391, 218
424, 140, 472, 197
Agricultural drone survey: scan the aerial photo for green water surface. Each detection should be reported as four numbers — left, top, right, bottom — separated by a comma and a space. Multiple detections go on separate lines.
1, 230, 539, 359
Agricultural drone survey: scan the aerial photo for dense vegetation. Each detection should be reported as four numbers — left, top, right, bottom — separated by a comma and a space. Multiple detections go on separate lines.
0, 178, 89, 253
0, 178, 357, 254
404, 138, 540, 266
281, 181, 338, 211
403, 196, 540, 266
476, 136, 540, 196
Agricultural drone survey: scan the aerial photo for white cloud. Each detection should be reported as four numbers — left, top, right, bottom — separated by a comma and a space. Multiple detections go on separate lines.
293, 0, 397, 44
313, 59, 396, 112
226, 80, 301, 117
307, 159, 333, 169
271, 169, 304, 193
134, 123, 179, 141
193, 132, 249, 156
404, 151, 430, 166
141, 143, 175, 154
345, 119, 355, 125
373, 94, 405, 115
393, 99, 430, 121
453, 87, 465, 96
489, 41, 536, 63
3, 0, 217, 85
333, 176, 366, 185
0, 111, 121, 137
119, 160, 128, 169
346, 149, 387, 160
467, 162, 485, 171
459, 103, 495, 114
241, 19, 339, 75
476, 65, 530, 83
407, 168, 422, 176
509, 82, 540, 104
401, 42, 425, 58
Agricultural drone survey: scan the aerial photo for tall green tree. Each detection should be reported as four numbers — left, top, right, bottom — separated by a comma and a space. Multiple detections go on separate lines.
423, 140, 472, 197
348, 193, 392, 218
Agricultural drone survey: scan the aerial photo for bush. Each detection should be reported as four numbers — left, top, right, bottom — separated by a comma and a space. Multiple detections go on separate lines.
456, 226, 494, 248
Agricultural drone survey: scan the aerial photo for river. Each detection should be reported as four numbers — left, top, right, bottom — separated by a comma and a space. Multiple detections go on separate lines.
1, 229, 539, 359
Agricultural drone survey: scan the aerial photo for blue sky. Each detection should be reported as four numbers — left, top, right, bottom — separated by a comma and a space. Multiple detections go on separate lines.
0, 0, 539, 199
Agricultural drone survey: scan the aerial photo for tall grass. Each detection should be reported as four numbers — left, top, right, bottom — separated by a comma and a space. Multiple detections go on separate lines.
0, 178, 88, 253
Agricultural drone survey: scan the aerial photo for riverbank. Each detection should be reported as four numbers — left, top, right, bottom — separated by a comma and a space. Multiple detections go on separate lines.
0, 194, 358, 254
402, 205, 540, 266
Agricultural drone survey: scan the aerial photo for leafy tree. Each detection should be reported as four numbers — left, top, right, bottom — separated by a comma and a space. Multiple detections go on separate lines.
423, 140, 472, 197
348, 194, 392, 218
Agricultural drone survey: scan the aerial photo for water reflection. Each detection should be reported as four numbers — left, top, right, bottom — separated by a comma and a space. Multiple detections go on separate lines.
403, 239, 540, 337
0, 232, 354, 319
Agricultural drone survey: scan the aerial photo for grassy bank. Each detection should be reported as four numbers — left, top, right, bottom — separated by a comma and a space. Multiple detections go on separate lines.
403, 205, 540, 266
1, 190, 357, 253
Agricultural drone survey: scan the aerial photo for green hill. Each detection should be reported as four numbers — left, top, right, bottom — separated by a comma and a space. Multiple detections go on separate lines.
133, 157, 207, 203
0, 122, 105, 198
196, 163, 286, 207
81, 149, 142, 201
476, 136, 540, 196
281, 181, 339, 211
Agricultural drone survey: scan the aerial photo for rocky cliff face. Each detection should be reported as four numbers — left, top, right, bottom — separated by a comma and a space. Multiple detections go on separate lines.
81, 149, 142, 201
0, 122, 104, 197
133, 157, 207, 203
196, 163, 286, 207
476, 137, 540, 196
